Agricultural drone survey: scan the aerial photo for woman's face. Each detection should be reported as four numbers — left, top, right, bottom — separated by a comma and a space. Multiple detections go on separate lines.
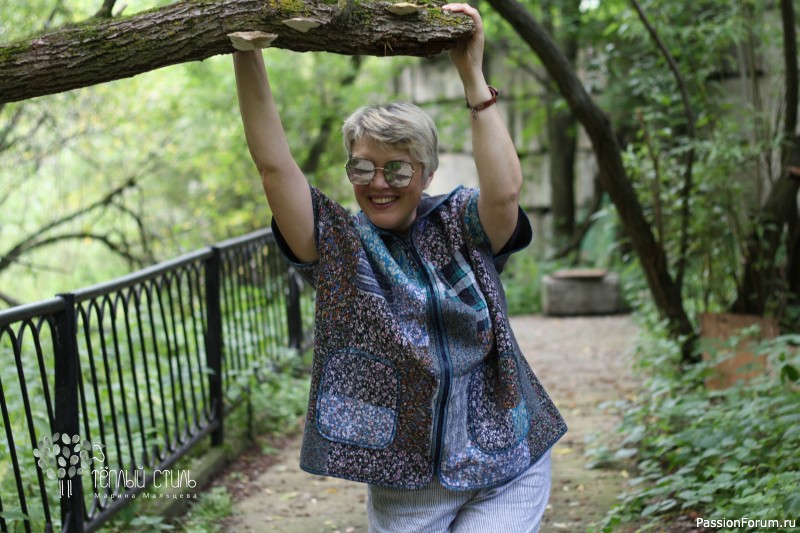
349, 137, 431, 233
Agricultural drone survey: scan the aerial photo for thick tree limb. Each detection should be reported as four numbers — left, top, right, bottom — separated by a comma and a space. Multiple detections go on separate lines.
0, 0, 473, 104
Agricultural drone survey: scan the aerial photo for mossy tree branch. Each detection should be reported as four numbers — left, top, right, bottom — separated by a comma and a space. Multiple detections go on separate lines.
0, 0, 473, 104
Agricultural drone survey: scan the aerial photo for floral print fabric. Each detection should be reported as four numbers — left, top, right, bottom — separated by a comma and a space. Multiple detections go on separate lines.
272, 186, 567, 489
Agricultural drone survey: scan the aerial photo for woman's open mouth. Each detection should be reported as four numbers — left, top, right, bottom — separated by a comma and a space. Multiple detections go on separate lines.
370, 196, 398, 206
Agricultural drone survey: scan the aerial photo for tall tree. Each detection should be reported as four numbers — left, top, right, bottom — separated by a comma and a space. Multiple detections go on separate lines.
488, 0, 800, 342
486, 0, 695, 347
542, 0, 581, 247
732, 0, 800, 316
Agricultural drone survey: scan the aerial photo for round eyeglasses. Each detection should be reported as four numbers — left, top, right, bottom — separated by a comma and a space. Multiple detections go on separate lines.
345, 157, 416, 188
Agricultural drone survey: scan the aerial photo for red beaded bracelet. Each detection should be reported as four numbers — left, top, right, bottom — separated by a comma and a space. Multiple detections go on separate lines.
465, 86, 499, 120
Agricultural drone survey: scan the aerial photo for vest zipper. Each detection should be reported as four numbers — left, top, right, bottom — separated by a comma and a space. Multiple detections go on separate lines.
403, 232, 451, 479
428, 281, 451, 478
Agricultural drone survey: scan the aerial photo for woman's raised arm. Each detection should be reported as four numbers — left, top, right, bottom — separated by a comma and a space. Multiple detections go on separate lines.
443, 4, 524, 255
233, 49, 318, 263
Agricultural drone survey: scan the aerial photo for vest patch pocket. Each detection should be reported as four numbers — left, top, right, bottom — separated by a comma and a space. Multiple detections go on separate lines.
317, 349, 399, 449
468, 358, 530, 453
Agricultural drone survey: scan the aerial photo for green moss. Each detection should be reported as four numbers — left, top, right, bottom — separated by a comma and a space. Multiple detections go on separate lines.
422, 5, 470, 27
267, 0, 314, 17
0, 41, 29, 64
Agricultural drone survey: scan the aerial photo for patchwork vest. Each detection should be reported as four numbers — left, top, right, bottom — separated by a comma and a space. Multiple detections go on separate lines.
273, 186, 567, 489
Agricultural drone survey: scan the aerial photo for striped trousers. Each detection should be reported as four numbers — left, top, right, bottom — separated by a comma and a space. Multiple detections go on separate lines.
367, 451, 552, 533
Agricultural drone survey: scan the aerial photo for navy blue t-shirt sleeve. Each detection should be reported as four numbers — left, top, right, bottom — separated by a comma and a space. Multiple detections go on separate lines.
269, 187, 325, 286
462, 189, 532, 273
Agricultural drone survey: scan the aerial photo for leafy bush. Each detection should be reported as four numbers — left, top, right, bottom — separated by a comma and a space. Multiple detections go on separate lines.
224, 342, 310, 438
247, 351, 311, 436
178, 485, 233, 533
598, 332, 800, 531
501, 250, 544, 316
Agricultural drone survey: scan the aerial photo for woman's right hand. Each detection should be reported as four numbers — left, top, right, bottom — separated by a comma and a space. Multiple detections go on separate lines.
442, 4, 486, 83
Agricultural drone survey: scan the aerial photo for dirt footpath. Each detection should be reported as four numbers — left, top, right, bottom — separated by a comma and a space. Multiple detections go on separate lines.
222, 315, 639, 532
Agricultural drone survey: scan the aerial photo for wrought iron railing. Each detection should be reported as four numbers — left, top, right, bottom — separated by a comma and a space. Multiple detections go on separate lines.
0, 229, 314, 532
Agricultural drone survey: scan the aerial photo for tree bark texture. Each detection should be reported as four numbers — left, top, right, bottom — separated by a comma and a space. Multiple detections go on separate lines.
543, 0, 579, 245
548, 105, 577, 242
732, 0, 800, 315
0, 0, 474, 104
486, 0, 695, 344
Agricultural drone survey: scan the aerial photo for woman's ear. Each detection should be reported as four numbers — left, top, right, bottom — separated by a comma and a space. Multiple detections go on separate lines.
423, 172, 435, 189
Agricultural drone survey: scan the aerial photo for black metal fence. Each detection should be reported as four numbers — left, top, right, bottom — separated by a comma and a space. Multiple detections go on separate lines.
0, 229, 314, 532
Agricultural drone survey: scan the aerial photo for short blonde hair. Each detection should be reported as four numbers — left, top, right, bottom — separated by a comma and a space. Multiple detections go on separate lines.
342, 102, 439, 175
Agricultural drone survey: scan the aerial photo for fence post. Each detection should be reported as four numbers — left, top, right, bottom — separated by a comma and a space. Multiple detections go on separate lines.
54, 293, 85, 533
205, 247, 224, 446
286, 267, 302, 350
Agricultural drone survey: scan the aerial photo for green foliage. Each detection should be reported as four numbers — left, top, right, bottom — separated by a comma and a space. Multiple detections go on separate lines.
502, 251, 564, 316
596, 326, 800, 531
107, 513, 174, 532
101, 485, 232, 532
241, 348, 311, 436
177, 486, 232, 533
501, 248, 541, 315
225, 345, 310, 432
0, 0, 404, 306
575, 0, 795, 321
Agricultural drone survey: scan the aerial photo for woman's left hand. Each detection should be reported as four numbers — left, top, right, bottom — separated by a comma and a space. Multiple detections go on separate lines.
442, 3, 485, 81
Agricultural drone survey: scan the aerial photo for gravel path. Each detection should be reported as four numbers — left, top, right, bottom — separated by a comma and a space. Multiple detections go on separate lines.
222, 314, 639, 532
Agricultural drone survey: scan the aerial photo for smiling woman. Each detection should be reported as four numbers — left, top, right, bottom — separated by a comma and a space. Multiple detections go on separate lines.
348, 137, 428, 233
231, 4, 566, 531
340, 101, 439, 233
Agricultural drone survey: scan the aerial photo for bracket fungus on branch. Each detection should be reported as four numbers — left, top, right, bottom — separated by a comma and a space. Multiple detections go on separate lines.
0, 0, 474, 104
282, 17, 324, 33
228, 31, 279, 51
386, 3, 424, 15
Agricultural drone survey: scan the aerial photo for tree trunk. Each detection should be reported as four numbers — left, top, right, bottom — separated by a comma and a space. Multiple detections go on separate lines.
788, 213, 800, 309
543, 0, 579, 248
0, 0, 473, 104
486, 0, 695, 348
733, 169, 800, 315
548, 104, 577, 243
732, 0, 799, 316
